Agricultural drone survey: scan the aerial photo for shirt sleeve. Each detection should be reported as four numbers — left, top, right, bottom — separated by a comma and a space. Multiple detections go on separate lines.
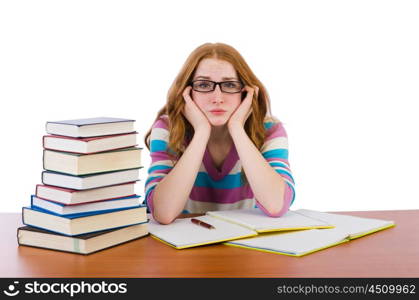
144, 116, 175, 215
256, 121, 296, 217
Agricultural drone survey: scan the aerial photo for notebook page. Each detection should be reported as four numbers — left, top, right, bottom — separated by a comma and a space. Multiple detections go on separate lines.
148, 215, 257, 248
206, 208, 332, 232
295, 210, 395, 238
228, 229, 350, 256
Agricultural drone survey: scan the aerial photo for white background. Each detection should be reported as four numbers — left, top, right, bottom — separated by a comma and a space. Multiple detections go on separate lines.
1, 0, 418, 212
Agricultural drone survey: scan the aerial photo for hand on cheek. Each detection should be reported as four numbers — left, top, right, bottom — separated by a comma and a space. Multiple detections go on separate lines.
228, 85, 258, 131
182, 86, 211, 134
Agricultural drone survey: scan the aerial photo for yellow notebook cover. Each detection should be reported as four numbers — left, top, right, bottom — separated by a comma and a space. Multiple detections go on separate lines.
224, 210, 395, 257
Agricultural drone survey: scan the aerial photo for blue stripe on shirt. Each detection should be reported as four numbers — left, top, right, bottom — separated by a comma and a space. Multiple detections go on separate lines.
150, 140, 168, 152
264, 122, 275, 130
269, 162, 289, 169
262, 149, 289, 160
285, 181, 296, 205
195, 172, 243, 189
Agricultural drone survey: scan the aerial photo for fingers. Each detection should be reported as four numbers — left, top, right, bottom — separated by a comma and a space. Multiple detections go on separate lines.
242, 85, 260, 100
182, 86, 193, 103
254, 86, 259, 97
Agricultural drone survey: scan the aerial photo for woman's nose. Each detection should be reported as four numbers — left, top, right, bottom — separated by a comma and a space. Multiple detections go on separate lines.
212, 84, 224, 103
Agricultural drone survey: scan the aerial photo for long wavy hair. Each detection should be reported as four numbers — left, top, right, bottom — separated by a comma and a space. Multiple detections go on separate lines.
144, 42, 277, 184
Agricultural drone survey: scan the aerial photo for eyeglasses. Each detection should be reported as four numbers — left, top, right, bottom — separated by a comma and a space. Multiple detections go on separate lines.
191, 80, 244, 94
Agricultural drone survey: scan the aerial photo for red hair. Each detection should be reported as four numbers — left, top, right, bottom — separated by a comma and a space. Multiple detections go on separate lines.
145, 42, 277, 155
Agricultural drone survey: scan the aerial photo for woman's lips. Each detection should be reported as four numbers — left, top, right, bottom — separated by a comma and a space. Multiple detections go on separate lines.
210, 110, 226, 115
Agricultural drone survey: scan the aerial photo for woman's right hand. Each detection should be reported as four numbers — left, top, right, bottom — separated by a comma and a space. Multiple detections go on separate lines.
182, 86, 211, 134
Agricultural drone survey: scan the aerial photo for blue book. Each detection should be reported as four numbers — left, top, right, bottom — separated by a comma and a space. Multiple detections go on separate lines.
22, 204, 147, 236
31, 194, 142, 217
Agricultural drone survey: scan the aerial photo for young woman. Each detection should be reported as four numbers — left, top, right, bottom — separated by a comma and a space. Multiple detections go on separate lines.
144, 43, 295, 224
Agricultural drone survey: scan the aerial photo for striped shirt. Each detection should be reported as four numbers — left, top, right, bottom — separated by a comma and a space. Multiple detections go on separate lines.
144, 115, 295, 217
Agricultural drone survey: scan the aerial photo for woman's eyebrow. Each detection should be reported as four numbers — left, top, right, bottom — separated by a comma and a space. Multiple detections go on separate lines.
195, 75, 239, 80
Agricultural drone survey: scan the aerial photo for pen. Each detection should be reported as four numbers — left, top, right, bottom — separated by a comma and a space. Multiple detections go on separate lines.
191, 218, 215, 230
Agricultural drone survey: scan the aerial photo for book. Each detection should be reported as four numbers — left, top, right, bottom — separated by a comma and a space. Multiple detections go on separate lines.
22, 205, 147, 236
31, 194, 141, 215
225, 209, 395, 257
148, 208, 333, 249
43, 132, 138, 154
35, 182, 136, 205
43, 147, 142, 176
17, 223, 149, 255
206, 208, 334, 233
45, 117, 135, 138
149, 216, 258, 249
41, 168, 141, 190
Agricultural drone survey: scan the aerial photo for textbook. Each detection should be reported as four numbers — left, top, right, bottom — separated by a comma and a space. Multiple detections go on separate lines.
31, 195, 141, 216
17, 223, 148, 255
148, 208, 333, 249
22, 205, 147, 236
35, 182, 136, 205
225, 209, 395, 257
41, 168, 141, 190
43, 132, 138, 154
45, 117, 135, 138
43, 147, 142, 176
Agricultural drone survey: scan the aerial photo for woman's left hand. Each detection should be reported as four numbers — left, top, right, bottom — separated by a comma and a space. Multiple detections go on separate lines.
227, 85, 258, 131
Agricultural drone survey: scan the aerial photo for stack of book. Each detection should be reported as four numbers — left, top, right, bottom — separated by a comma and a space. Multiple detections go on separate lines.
17, 117, 149, 254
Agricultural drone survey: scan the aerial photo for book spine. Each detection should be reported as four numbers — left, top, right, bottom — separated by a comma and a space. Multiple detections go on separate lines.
16, 228, 22, 246
42, 149, 46, 171
21, 207, 27, 227
41, 171, 45, 185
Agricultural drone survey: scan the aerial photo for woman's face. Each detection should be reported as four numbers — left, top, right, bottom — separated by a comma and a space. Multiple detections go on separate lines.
191, 58, 242, 127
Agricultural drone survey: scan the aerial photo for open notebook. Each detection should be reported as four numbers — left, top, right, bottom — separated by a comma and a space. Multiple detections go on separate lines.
148, 209, 333, 249
225, 209, 395, 257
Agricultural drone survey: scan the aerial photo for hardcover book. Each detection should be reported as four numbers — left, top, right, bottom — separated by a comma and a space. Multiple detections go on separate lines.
17, 223, 148, 255
35, 182, 136, 205
43, 132, 138, 154
41, 169, 141, 190
43, 147, 142, 176
22, 205, 147, 236
45, 117, 135, 138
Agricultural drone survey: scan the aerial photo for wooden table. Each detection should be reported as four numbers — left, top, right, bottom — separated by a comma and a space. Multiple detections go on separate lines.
1, 210, 418, 277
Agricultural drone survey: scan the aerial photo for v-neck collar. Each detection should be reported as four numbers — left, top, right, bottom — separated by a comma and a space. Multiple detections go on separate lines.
203, 143, 238, 181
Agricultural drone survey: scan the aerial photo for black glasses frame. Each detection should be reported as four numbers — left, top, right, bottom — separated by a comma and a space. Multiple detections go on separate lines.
191, 80, 244, 94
